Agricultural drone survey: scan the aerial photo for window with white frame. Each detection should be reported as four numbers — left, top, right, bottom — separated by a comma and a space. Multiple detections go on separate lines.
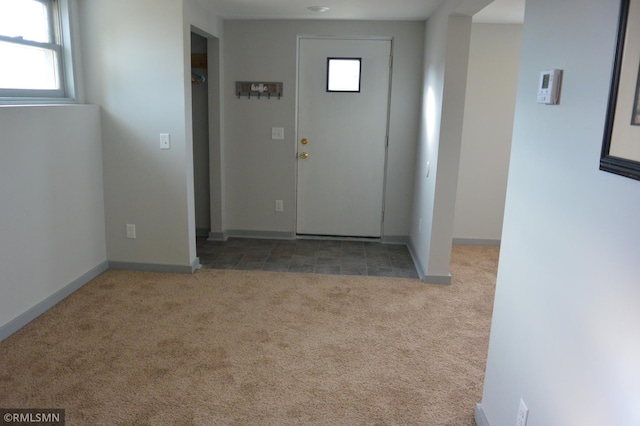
0, 0, 74, 101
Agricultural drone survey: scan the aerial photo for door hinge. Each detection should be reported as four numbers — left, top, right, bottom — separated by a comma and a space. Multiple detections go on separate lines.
389, 55, 393, 69
386, 135, 389, 147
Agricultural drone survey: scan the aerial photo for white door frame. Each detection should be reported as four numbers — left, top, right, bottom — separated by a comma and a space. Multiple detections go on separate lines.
294, 35, 394, 239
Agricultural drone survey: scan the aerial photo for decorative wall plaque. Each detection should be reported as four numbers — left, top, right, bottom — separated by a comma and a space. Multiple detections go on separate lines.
236, 81, 283, 99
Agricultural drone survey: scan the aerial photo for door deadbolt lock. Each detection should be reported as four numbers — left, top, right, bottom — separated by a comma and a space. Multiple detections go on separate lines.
299, 152, 309, 159
301, 138, 308, 145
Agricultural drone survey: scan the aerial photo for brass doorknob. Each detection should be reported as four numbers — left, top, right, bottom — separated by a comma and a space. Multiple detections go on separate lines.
299, 152, 309, 159
301, 138, 308, 145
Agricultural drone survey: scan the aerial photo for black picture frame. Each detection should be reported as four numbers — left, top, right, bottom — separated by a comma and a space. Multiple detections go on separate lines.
601, 0, 640, 180
632, 62, 640, 125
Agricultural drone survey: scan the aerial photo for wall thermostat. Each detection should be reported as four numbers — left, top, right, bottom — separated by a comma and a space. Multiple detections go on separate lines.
537, 69, 562, 105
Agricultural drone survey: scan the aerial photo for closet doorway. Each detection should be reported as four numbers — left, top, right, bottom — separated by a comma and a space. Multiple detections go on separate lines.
191, 31, 210, 237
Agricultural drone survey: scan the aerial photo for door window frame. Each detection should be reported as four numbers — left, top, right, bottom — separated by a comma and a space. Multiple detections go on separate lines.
326, 57, 362, 93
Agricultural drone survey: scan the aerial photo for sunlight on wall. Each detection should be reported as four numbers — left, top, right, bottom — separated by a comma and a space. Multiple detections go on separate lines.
426, 86, 437, 143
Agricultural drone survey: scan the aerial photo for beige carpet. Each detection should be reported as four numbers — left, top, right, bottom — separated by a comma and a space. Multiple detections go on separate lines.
0, 245, 498, 425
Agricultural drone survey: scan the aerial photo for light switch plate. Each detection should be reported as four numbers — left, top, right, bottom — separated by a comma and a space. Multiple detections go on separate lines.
516, 399, 529, 426
126, 224, 136, 239
160, 133, 171, 149
271, 127, 284, 140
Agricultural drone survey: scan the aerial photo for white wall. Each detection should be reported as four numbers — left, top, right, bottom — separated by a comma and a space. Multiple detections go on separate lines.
479, 0, 640, 425
409, 0, 491, 283
0, 105, 107, 333
222, 20, 424, 239
78, 0, 221, 270
453, 23, 522, 243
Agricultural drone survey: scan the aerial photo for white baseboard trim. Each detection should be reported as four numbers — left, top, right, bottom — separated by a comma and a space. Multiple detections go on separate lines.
210, 231, 410, 245
453, 238, 501, 246
226, 230, 296, 240
407, 237, 452, 285
475, 403, 490, 426
407, 237, 426, 280
0, 261, 109, 343
109, 257, 200, 274
424, 274, 452, 285
208, 231, 228, 241
381, 235, 409, 245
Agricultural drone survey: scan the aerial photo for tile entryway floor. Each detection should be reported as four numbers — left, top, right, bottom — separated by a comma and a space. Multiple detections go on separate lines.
197, 237, 419, 278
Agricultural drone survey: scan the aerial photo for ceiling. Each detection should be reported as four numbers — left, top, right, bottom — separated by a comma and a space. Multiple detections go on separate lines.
212, 0, 525, 23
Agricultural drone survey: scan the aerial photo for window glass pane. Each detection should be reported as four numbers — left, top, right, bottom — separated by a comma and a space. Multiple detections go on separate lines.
0, 40, 58, 90
0, 0, 51, 43
327, 58, 361, 92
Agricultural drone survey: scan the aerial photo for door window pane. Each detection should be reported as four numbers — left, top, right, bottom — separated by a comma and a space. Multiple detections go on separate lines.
327, 58, 361, 92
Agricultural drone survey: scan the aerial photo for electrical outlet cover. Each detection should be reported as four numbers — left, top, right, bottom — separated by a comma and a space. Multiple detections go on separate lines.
126, 224, 136, 239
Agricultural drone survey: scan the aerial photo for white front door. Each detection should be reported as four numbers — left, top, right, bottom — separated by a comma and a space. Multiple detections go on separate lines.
296, 37, 391, 238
